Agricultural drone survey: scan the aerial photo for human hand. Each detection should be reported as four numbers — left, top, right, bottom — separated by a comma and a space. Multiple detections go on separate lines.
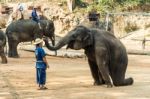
46, 64, 49, 69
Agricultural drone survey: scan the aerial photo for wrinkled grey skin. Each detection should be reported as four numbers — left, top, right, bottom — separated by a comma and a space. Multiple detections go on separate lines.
44, 26, 133, 87
0, 30, 7, 63
6, 19, 55, 58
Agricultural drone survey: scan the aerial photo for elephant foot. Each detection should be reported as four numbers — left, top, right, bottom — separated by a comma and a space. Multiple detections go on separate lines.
8, 51, 20, 58
123, 77, 134, 86
2, 61, 7, 64
113, 77, 134, 86
8, 54, 20, 58
99, 78, 105, 84
107, 84, 113, 88
93, 81, 103, 86
2, 58, 7, 64
12, 55, 20, 58
1, 55, 7, 64
104, 80, 113, 88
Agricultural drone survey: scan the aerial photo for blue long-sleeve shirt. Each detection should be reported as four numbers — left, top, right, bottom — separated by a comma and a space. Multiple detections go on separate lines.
35, 47, 46, 69
31, 9, 39, 22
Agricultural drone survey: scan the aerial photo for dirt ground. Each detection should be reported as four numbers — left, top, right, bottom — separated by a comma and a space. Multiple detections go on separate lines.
0, 50, 150, 99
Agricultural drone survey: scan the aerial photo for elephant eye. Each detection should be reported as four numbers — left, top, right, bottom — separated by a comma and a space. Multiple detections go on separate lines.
76, 37, 82, 42
72, 34, 76, 38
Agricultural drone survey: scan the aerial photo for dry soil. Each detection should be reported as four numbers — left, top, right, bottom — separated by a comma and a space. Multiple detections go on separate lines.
0, 50, 150, 99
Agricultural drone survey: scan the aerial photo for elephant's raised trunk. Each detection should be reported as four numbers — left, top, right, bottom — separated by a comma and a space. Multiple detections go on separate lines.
51, 36, 55, 46
44, 32, 74, 51
45, 39, 66, 51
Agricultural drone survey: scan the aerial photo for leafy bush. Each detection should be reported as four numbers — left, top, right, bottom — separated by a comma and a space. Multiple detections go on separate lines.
88, 0, 150, 13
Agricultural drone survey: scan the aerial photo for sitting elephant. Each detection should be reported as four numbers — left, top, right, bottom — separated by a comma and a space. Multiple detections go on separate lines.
44, 25, 133, 87
0, 30, 7, 63
6, 19, 55, 58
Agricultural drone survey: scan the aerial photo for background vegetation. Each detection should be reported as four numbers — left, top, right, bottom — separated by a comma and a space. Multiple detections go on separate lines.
86, 0, 150, 13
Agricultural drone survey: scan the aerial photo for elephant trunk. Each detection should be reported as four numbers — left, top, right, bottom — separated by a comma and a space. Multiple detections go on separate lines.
44, 38, 67, 51
51, 35, 55, 46
45, 32, 74, 51
1, 54, 7, 64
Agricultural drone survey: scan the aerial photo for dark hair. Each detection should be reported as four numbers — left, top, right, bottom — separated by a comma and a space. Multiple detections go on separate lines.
33, 8, 36, 11
36, 43, 40, 47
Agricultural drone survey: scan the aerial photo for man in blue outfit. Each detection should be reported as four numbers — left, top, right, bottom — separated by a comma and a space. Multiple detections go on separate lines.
31, 7, 42, 29
33, 38, 49, 90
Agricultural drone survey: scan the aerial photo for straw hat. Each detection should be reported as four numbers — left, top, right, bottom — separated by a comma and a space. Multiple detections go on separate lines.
33, 38, 43, 45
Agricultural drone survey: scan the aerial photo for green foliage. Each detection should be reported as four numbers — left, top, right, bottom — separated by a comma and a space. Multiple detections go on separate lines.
75, 0, 83, 5
61, 0, 67, 4
89, 0, 150, 13
97, 0, 150, 5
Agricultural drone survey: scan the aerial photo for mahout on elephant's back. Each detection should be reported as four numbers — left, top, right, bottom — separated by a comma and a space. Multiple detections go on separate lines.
44, 25, 134, 87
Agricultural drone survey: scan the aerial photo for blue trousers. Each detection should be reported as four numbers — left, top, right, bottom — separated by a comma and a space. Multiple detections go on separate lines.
32, 17, 39, 23
36, 68, 46, 85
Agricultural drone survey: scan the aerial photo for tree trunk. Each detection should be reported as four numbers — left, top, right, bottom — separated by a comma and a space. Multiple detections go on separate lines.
67, 0, 76, 13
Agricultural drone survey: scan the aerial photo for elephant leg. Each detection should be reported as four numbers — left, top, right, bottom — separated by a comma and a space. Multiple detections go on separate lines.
88, 59, 105, 85
1, 53, 7, 64
8, 40, 19, 58
112, 63, 134, 86
98, 70, 105, 84
8, 40, 13, 57
0, 47, 7, 63
96, 49, 113, 88
12, 42, 19, 58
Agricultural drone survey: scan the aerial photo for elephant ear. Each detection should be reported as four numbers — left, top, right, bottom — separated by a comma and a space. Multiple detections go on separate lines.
83, 30, 93, 47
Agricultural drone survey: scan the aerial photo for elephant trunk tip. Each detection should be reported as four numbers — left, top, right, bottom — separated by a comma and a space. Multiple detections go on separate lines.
44, 39, 56, 51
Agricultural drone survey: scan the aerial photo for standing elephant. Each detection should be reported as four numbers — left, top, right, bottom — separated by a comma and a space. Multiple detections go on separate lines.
0, 30, 7, 63
44, 25, 133, 87
6, 19, 55, 58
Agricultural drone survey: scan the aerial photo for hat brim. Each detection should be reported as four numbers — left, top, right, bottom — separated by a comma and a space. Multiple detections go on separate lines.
33, 39, 43, 45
